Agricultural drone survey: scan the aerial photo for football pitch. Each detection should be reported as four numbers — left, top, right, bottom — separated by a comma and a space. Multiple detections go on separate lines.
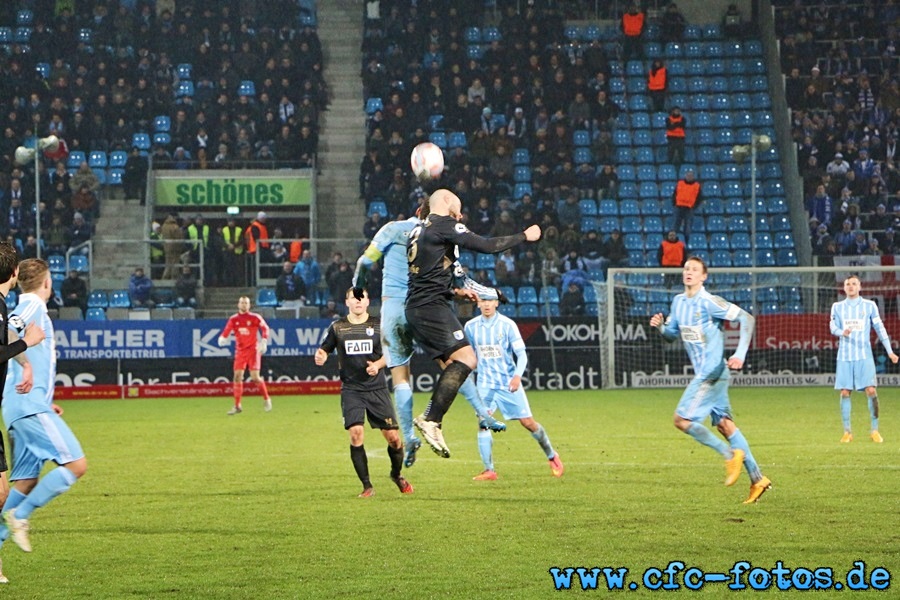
2, 388, 897, 598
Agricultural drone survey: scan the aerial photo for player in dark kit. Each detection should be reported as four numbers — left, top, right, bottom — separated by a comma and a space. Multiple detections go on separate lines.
406, 188, 541, 457
315, 288, 413, 498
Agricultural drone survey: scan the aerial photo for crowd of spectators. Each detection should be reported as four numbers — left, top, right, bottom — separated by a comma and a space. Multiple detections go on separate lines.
773, 0, 900, 259
0, 0, 325, 287
358, 0, 756, 305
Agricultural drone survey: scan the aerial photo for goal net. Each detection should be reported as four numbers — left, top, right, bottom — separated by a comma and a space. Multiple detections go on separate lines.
597, 263, 900, 389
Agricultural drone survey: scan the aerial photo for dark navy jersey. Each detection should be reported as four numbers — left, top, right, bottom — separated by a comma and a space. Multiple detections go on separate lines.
319, 314, 386, 391
406, 214, 525, 309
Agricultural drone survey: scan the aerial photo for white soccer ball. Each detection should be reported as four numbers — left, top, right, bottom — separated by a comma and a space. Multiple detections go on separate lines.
410, 142, 444, 179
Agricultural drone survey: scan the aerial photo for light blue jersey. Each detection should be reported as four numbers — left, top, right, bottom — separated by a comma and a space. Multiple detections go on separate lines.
356, 217, 418, 299
829, 297, 893, 362
464, 312, 528, 390
3, 293, 56, 425
660, 287, 745, 379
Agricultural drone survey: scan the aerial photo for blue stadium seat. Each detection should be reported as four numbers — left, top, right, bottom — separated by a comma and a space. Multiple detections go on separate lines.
619, 200, 640, 216
512, 148, 530, 165
637, 164, 656, 181
365, 97, 383, 115
579, 199, 597, 216
256, 288, 278, 307
776, 249, 798, 266
730, 232, 751, 250
517, 304, 538, 318
447, 132, 467, 149
621, 216, 642, 233
132, 133, 151, 151
48, 254, 66, 274
513, 166, 531, 183
238, 80, 256, 97
154, 115, 171, 132
644, 216, 664, 233
539, 287, 560, 304
573, 130, 591, 147
513, 183, 532, 200
108, 150, 128, 167
516, 287, 538, 304
85, 308, 106, 321
175, 81, 195, 98
87, 290, 109, 309
176, 64, 192, 80
457, 252, 474, 270
428, 132, 447, 149
598, 199, 618, 217
107, 169, 124, 186
709, 233, 730, 250
153, 132, 171, 147
67, 151, 86, 169
573, 147, 592, 165
711, 250, 732, 267
35, 62, 50, 79
475, 254, 495, 270
367, 201, 388, 218
88, 151, 107, 168
110, 290, 132, 308
14, 26, 32, 43
68, 254, 89, 274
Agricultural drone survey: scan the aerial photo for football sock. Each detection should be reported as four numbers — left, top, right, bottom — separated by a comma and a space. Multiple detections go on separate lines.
686, 422, 731, 458
387, 444, 403, 478
531, 425, 556, 460
727, 429, 762, 483
350, 445, 371, 489
840, 395, 851, 432
15, 467, 78, 520
423, 361, 472, 422
0, 489, 28, 546
258, 379, 270, 400
868, 395, 879, 431
477, 429, 494, 471
393, 382, 415, 444
459, 375, 488, 420
233, 381, 243, 407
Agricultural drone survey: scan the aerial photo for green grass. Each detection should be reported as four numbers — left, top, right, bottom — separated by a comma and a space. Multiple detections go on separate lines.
2, 388, 898, 598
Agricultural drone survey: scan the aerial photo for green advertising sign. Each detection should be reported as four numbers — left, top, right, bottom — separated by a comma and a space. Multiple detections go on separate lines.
155, 175, 312, 207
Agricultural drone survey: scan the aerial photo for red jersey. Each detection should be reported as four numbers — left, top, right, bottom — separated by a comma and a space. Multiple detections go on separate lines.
221, 312, 270, 354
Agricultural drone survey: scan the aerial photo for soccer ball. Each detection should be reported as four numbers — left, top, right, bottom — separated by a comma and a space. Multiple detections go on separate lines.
410, 142, 444, 179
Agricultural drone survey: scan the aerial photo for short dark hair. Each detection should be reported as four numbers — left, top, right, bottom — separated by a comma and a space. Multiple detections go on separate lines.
685, 255, 708, 273
0, 242, 19, 285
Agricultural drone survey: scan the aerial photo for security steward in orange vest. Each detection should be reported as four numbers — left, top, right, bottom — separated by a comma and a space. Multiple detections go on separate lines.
672, 169, 702, 242
221, 216, 245, 286
648, 59, 667, 112
245, 211, 270, 286
658, 229, 686, 288
666, 105, 686, 167
621, 3, 645, 61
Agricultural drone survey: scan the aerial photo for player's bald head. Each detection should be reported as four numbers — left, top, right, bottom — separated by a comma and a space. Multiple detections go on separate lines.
428, 189, 462, 216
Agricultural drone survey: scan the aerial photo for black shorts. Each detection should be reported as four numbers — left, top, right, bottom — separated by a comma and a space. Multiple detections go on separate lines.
405, 302, 470, 361
0, 441, 6, 473
341, 387, 399, 430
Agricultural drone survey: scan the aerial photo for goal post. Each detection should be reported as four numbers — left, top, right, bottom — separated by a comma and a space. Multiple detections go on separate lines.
599, 264, 900, 389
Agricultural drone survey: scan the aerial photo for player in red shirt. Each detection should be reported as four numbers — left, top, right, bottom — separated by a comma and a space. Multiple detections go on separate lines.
218, 296, 272, 415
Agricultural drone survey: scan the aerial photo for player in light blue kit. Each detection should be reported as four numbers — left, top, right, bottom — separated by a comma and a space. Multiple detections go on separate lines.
829, 274, 898, 443
0, 259, 87, 554
650, 256, 771, 504
464, 297, 563, 480
353, 209, 505, 467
